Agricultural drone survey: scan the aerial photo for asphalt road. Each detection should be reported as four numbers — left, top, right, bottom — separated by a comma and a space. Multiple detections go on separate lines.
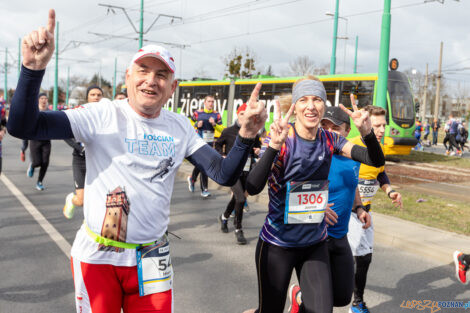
1, 135, 469, 313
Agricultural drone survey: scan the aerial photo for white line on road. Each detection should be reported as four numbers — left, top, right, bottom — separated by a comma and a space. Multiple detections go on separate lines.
0, 174, 71, 259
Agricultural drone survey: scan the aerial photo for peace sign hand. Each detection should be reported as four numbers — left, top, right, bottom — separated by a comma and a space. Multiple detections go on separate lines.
339, 94, 372, 137
22, 9, 56, 70
239, 83, 268, 138
268, 100, 295, 150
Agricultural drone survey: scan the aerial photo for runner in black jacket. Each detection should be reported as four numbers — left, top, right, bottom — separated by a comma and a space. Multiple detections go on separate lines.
215, 103, 261, 244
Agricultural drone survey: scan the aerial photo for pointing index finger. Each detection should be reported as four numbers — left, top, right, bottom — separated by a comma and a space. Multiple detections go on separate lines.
47, 9, 56, 34
248, 82, 262, 108
350, 93, 358, 112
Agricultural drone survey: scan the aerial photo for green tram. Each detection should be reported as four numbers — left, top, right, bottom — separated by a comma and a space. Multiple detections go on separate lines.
163, 70, 417, 155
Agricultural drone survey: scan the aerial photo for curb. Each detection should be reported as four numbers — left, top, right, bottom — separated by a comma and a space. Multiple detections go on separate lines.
177, 162, 468, 266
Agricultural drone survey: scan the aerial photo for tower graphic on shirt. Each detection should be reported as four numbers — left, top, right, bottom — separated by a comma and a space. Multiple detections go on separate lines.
99, 186, 130, 253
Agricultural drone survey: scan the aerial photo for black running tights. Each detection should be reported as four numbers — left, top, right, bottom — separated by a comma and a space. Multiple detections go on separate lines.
30, 140, 51, 182
254, 238, 333, 313
191, 166, 208, 191
223, 172, 247, 229
353, 253, 372, 304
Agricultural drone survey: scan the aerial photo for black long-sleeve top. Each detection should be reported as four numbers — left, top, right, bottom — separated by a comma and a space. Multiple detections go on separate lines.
214, 122, 261, 171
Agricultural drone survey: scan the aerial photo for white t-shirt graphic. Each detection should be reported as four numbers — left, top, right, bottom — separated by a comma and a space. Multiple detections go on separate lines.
65, 99, 205, 265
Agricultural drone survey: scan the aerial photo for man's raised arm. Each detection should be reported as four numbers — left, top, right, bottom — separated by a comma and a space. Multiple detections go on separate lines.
7, 9, 73, 140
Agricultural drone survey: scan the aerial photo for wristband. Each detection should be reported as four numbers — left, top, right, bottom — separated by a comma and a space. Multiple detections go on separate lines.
352, 205, 365, 214
387, 189, 396, 198
237, 135, 256, 146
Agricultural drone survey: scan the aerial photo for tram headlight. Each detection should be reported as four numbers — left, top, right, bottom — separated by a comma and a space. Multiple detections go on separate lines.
390, 127, 400, 136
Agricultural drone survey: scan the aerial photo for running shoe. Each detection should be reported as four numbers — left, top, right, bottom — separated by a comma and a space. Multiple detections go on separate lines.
35, 181, 45, 191
63, 192, 76, 219
201, 190, 211, 198
20, 151, 25, 162
219, 214, 228, 233
453, 250, 469, 285
445, 150, 450, 156
187, 176, 194, 192
27, 164, 34, 177
450, 151, 456, 156
235, 229, 247, 245
349, 302, 370, 313
288, 284, 301, 313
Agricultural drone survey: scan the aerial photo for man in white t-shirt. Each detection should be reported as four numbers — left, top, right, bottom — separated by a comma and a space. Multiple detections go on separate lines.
7, 10, 267, 313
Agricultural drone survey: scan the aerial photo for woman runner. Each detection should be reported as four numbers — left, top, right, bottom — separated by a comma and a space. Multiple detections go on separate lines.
243, 76, 385, 313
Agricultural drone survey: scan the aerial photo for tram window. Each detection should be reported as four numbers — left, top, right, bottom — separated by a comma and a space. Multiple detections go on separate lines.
236, 83, 278, 102
322, 81, 341, 107
272, 83, 293, 95
210, 86, 229, 100
388, 79, 414, 121
193, 86, 211, 98
339, 81, 374, 109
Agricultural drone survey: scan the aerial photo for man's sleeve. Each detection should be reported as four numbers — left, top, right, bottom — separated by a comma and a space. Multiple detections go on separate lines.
7, 66, 73, 140
64, 100, 113, 144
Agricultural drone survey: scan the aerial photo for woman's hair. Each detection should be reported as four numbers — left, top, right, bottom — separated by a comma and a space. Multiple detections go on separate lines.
279, 75, 321, 115
278, 93, 293, 115
292, 74, 320, 89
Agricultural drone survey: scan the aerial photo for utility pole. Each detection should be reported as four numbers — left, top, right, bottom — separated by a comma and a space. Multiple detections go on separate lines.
421, 63, 428, 122
4, 48, 7, 103
354, 36, 358, 73
66, 67, 70, 107
139, 0, 144, 48
376, 0, 391, 111
113, 57, 117, 99
434, 42, 443, 120
98, 3, 182, 49
53, 21, 59, 111
329, 0, 340, 74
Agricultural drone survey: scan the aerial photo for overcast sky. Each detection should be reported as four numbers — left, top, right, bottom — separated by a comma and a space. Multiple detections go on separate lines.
1, 0, 469, 93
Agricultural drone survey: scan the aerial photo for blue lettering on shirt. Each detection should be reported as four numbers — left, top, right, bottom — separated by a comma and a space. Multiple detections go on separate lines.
125, 134, 175, 157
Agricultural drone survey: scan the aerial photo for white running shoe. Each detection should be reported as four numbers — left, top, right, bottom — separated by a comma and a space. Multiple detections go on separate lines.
63, 192, 76, 219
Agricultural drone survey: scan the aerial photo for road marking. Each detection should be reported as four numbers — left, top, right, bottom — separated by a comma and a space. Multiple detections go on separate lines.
0, 174, 71, 259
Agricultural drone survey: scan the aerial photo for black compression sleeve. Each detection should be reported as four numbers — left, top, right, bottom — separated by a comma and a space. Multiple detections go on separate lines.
350, 130, 385, 167
245, 146, 278, 195
7, 66, 73, 140
377, 171, 390, 187
186, 135, 254, 186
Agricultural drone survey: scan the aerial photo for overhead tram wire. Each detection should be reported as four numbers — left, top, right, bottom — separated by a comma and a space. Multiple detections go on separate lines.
187, 0, 447, 45
153, 0, 304, 31
59, 0, 292, 55
127, 0, 180, 12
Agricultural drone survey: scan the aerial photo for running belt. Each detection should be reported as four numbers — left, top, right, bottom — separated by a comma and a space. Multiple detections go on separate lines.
84, 222, 164, 249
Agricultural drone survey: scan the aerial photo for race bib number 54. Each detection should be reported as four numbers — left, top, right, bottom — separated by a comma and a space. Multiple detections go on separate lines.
136, 240, 173, 297
284, 180, 329, 224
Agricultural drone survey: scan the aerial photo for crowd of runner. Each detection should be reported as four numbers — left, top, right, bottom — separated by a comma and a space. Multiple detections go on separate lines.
414, 115, 468, 156
1, 9, 469, 313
